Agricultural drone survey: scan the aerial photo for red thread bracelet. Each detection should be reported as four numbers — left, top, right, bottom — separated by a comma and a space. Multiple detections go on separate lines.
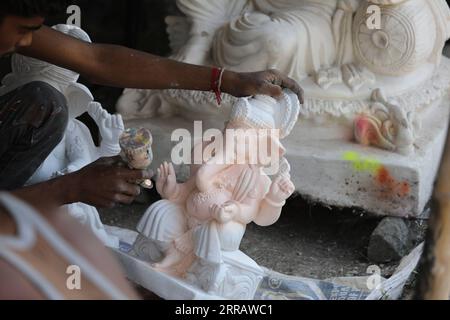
211, 67, 225, 106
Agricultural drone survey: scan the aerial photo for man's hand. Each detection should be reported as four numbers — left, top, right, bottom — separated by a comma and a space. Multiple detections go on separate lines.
71, 157, 152, 208
222, 69, 305, 104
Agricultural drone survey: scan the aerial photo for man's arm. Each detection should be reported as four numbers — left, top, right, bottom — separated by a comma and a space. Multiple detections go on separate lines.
12, 174, 75, 210
12, 158, 151, 210
17, 26, 304, 102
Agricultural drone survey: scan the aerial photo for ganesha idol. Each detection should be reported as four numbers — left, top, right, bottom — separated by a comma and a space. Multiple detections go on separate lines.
131, 91, 300, 299
118, 0, 450, 217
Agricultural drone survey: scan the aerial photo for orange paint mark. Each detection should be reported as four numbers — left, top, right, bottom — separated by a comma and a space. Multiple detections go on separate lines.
376, 167, 389, 185
399, 182, 410, 197
375, 166, 410, 198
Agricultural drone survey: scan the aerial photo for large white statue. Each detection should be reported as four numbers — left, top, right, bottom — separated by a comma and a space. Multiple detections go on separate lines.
131, 91, 300, 299
118, 0, 450, 217
0, 25, 124, 248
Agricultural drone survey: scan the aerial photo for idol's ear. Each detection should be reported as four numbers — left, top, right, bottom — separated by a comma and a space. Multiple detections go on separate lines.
276, 140, 287, 159
277, 157, 292, 180
64, 82, 94, 119
266, 134, 286, 159
279, 89, 301, 139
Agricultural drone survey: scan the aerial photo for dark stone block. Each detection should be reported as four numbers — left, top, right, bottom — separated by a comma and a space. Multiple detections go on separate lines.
368, 217, 411, 263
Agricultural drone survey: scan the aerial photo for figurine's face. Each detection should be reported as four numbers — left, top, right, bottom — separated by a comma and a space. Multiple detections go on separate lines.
123, 147, 153, 170
120, 128, 154, 170
0, 15, 44, 57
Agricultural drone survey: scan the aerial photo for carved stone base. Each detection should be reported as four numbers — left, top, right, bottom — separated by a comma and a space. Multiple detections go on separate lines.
185, 251, 264, 300
114, 242, 263, 300
285, 95, 450, 217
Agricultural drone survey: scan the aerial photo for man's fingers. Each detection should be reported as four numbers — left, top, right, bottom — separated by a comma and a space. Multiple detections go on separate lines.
96, 156, 124, 166
280, 75, 304, 104
102, 188, 139, 207
118, 182, 141, 197
97, 156, 129, 169
261, 83, 283, 98
266, 70, 304, 104
96, 197, 117, 209
112, 193, 135, 205
117, 167, 152, 181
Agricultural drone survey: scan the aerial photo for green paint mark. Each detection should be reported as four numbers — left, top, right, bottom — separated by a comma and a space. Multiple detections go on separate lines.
343, 151, 382, 174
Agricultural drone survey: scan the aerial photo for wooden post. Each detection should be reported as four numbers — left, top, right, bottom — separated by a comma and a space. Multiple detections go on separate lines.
415, 125, 450, 299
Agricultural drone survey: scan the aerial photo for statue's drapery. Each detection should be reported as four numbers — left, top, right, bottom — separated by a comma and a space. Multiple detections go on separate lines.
212, 0, 360, 81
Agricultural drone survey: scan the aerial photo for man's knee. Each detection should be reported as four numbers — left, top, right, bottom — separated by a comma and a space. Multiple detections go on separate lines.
15, 81, 68, 136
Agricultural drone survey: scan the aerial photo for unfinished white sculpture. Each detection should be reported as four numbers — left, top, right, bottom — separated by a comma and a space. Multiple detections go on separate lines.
118, 0, 450, 217
0, 24, 123, 248
130, 91, 299, 299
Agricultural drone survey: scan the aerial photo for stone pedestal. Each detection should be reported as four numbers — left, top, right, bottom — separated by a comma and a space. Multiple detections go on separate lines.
285, 97, 450, 217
